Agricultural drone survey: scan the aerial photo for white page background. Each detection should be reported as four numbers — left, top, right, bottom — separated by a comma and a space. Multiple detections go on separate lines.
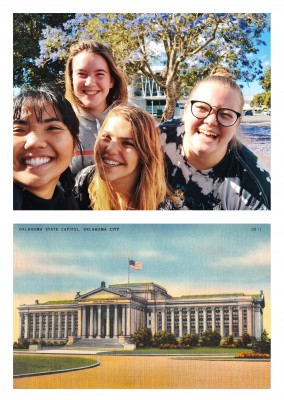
2, 1, 283, 398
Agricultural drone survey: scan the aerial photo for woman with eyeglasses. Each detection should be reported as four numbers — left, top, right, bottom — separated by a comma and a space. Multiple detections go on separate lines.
160, 66, 271, 210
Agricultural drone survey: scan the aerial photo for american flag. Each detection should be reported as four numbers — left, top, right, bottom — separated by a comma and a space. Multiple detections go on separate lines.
129, 259, 142, 270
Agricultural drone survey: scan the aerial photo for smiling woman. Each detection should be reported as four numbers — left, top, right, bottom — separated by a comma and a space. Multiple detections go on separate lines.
13, 86, 81, 210
73, 105, 183, 210
160, 66, 271, 210
65, 40, 128, 175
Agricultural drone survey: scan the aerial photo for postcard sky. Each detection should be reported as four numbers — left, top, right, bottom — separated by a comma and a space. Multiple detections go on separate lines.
14, 224, 271, 338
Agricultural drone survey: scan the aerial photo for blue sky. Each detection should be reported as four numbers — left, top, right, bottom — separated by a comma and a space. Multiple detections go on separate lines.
238, 29, 271, 95
14, 224, 270, 335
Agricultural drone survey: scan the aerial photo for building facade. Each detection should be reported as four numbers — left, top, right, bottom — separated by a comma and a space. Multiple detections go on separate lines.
17, 281, 265, 342
128, 69, 253, 118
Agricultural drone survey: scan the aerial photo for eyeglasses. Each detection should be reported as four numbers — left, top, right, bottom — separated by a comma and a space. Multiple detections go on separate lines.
190, 100, 241, 127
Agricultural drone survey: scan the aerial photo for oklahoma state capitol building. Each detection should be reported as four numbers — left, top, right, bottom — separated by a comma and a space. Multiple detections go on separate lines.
17, 281, 265, 343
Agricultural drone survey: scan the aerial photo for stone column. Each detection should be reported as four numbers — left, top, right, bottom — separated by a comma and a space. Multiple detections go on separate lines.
77, 308, 82, 337
203, 308, 207, 333
238, 307, 243, 337
126, 305, 131, 336
82, 307, 87, 338
171, 308, 175, 335
247, 306, 252, 336
89, 306, 94, 338
212, 307, 215, 331
93, 307, 97, 336
71, 313, 75, 336
253, 304, 262, 340
24, 312, 29, 339
58, 312, 62, 338
122, 306, 126, 336
64, 313, 68, 338
229, 307, 233, 336
39, 314, 43, 339
195, 308, 199, 335
106, 305, 110, 338
179, 308, 183, 338
161, 308, 166, 331
32, 313, 36, 339
45, 314, 49, 339
152, 307, 157, 335
220, 307, 224, 337
114, 305, 118, 337
187, 309, 190, 334
97, 305, 102, 338
51, 313, 55, 339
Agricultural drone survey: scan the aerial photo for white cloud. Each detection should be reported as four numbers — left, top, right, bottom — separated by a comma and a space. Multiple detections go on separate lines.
217, 243, 270, 269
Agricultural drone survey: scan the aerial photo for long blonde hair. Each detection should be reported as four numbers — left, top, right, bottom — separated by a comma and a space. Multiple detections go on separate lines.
65, 40, 128, 114
88, 105, 171, 210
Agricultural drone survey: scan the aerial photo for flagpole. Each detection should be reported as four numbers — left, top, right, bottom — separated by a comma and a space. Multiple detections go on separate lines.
128, 258, 130, 285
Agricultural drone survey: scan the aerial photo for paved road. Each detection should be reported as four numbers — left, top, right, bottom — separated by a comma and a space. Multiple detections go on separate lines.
241, 114, 271, 126
13, 354, 270, 389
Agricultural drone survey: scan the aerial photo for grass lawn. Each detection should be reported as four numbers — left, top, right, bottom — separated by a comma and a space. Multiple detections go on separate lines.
105, 347, 253, 355
13, 355, 97, 376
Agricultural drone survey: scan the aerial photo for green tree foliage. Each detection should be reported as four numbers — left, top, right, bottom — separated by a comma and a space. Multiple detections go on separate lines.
14, 13, 270, 121
253, 330, 271, 354
200, 330, 222, 347
180, 333, 199, 347
221, 334, 235, 347
13, 339, 29, 349
251, 66, 271, 109
236, 332, 252, 348
13, 13, 75, 89
152, 331, 177, 347
130, 326, 152, 348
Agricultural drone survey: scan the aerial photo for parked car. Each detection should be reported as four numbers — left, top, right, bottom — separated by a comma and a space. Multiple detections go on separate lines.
244, 110, 253, 116
262, 109, 271, 115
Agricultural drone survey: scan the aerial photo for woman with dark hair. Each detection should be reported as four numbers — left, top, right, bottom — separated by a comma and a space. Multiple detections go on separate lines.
65, 40, 128, 175
13, 86, 81, 210
160, 66, 271, 210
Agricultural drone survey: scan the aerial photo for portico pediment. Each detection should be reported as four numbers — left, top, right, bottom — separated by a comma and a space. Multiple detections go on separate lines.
87, 290, 122, 300
76, 286, 127, 302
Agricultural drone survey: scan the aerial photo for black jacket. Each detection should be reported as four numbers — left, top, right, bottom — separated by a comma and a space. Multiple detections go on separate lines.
13, 182, 79, 210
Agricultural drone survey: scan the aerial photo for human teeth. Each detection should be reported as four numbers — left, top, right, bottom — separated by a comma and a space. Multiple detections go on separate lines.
104, 159, 120, 166
199, 130, 218, 137
24, 157, 51, 166
84, 90, 98, 95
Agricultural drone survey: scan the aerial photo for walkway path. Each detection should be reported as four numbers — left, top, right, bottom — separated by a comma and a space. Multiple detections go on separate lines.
13, 354, 270, 389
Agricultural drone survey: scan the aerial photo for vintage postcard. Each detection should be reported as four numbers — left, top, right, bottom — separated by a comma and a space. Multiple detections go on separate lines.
13, 223, 270, 390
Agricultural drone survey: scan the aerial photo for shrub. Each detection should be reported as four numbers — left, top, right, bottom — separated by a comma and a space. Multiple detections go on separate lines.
200, 330, 221, 347
131, 327, 152, 348
152, 331, 177, 347
241, 333, 252, 347
180, 333, 199, 347
221, 334, 234, 347
252, 330, 271, 355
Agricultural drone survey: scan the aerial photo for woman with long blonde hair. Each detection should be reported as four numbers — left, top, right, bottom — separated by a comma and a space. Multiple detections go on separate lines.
73, 105, 182, 210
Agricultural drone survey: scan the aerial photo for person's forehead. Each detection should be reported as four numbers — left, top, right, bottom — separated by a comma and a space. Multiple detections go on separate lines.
192, 82, 240, 108
19, 101, 59, 120
103, 115, 133, 137
73, 51, 109, 70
